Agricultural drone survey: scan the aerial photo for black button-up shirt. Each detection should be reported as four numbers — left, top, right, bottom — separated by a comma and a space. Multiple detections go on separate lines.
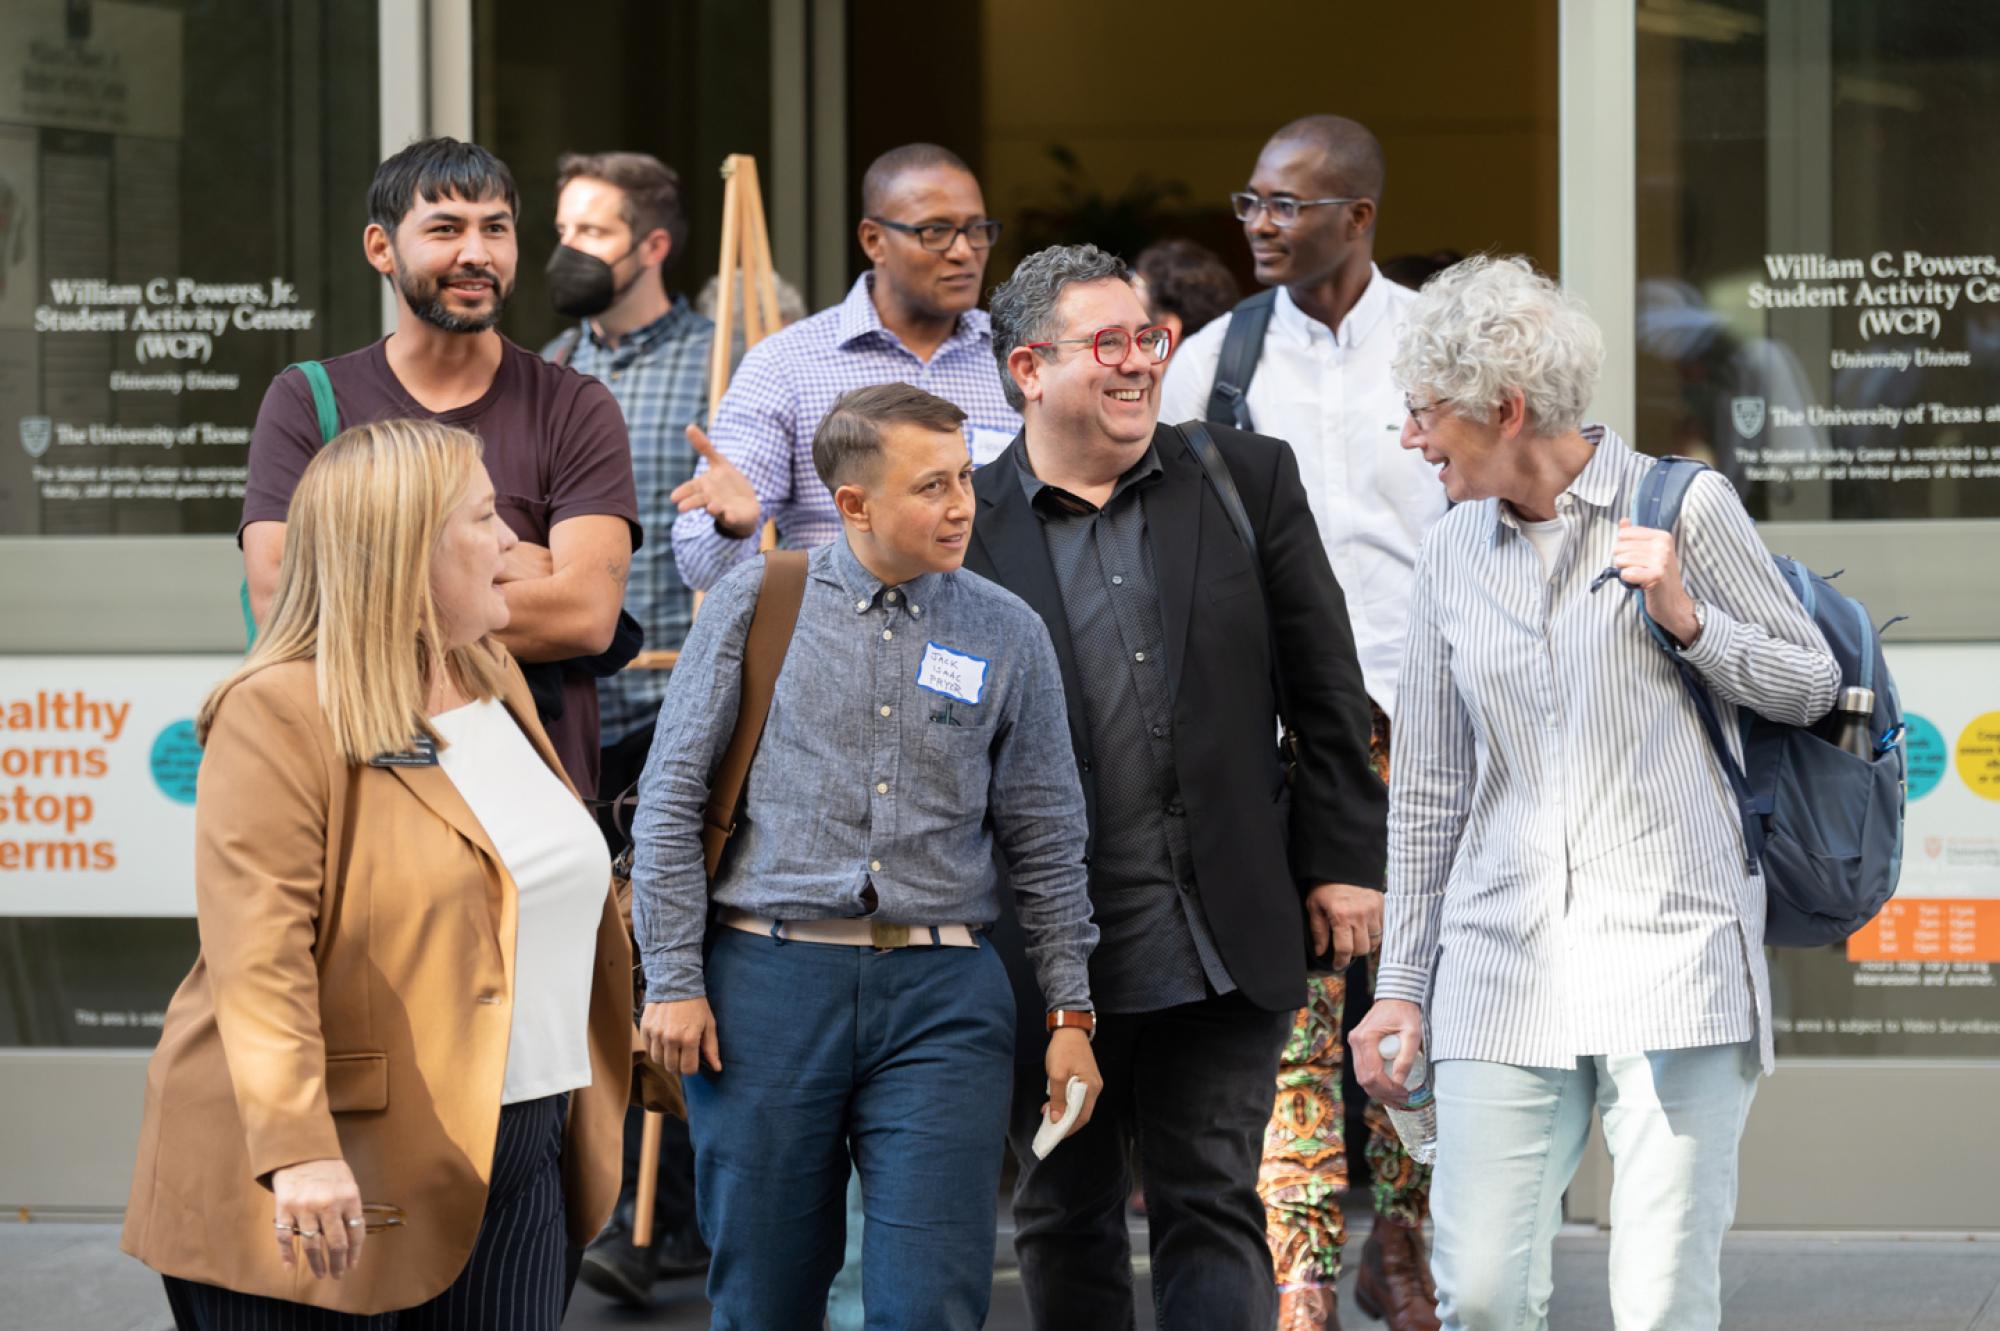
1018, 443, 1236, 1012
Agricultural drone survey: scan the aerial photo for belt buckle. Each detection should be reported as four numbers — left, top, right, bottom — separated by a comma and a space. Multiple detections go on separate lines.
870, 922, 910, 949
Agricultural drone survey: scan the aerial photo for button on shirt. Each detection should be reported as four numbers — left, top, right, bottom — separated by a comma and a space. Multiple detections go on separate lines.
1374, 426, 1839, 1076
1161, 269, 1448, 714
1019, 443, 1236, 1012
670, 274, 1020, 591
543, 303, 715, 744
630, 539, 1097, 1009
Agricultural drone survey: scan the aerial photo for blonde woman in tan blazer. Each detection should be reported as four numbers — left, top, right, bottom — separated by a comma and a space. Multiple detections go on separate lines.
123, 418, 661, 1327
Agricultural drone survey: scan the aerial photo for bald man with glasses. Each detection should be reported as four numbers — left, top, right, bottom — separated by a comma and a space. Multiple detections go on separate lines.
1162, 114, 1449, 1331
669, 143, 1021, 594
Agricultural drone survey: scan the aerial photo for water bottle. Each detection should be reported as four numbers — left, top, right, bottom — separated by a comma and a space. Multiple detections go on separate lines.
1833, 686, 1876, 760
1375, 1034, 1438, 1165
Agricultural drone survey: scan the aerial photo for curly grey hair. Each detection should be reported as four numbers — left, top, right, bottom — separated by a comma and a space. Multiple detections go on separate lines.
988, 243, 1131, 410
1391, 254, 1604, 437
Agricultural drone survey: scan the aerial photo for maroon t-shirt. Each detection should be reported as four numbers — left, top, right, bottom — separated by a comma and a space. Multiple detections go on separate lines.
243, 336, 640, 797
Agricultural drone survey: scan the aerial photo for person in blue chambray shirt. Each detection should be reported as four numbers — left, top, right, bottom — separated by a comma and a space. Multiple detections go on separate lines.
630, 382, 1103, 1331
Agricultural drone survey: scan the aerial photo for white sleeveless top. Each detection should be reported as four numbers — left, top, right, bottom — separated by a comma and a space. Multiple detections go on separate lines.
432, 698, 608, 1104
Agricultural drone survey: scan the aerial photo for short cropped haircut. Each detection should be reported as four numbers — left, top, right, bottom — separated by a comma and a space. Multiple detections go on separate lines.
555, 151, 689, 265
861, 143, 975, 217
1391, 255, 1604, 438
369, 137, 520, 232
812, 382, 969, 491
988, 244, 1131, 410
1135, 239, 1241, 337
1268, 114, 1386, 205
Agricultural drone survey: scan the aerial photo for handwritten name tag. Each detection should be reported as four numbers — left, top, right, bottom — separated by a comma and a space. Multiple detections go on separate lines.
968, 426, 1015, 467
916, 642, 990, 705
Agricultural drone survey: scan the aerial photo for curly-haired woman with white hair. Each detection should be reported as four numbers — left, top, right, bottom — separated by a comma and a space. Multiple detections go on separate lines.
1350, 256, 1838, 1330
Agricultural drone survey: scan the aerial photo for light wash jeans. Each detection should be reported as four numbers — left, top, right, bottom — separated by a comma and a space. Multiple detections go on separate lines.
1429, 1043, 1759, 1331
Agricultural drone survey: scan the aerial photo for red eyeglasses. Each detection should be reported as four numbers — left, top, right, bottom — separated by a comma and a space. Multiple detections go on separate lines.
1026, 325, 1174, 367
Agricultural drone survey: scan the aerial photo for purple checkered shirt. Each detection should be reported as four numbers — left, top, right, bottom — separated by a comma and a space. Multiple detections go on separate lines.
670, 273, 1020, 589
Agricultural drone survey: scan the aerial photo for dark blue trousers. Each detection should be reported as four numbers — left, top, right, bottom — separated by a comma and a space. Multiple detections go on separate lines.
685, 927, 1016, 1331
165, 1093, 568, 1330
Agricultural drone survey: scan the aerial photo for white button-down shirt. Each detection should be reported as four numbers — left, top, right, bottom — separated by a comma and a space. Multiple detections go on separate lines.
1161, 267, 1449, 714
1373, 427, 1839, 1075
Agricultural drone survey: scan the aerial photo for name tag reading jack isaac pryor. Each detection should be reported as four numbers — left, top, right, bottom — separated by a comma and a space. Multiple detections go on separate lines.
916, 642, 989, 706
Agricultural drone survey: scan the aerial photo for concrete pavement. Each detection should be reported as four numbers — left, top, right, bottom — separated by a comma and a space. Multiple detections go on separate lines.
8, 1208, 1999, 1329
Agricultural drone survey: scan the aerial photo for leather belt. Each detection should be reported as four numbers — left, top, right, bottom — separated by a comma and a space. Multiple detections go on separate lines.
718, 907, 979, 950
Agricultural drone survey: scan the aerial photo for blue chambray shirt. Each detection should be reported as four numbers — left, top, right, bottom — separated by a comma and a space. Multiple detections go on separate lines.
542, 302, 716, 744
631, 538, 1098, 1009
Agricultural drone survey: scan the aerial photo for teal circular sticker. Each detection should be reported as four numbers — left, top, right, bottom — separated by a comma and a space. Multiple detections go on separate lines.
1903, 712, 1946, 800
150, 720, 202, 804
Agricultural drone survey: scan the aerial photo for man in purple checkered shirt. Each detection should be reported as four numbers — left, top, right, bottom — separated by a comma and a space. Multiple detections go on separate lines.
669, 143, 1020, 590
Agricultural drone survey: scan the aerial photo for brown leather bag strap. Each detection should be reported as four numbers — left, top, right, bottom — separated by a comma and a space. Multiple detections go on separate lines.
700, 550, 808, 878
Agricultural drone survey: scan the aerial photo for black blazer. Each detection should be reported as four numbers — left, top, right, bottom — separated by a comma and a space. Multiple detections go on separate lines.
967, 423, 1387, 1026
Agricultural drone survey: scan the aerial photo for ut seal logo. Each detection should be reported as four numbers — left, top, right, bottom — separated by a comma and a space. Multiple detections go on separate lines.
19, 415, 51, 459
1731, 396, 1766, 440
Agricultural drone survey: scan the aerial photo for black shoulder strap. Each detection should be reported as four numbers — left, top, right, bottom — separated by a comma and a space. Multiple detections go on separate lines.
1179, 422, 1296, 764
1203, 289, 1277, 431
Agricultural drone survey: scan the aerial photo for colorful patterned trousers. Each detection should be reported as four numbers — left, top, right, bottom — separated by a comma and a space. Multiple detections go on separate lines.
1258, 708, 1431, 1290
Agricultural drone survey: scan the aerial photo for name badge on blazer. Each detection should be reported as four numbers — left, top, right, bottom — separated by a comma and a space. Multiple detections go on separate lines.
369, 737, 439, 767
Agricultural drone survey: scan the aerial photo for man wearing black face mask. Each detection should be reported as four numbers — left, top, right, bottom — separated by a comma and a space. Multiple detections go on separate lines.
540, 153, 714, 823
534, 150, 714, 1313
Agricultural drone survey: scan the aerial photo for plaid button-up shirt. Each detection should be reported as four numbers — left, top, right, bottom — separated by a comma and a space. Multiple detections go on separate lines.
669, 273, 1021, 591
544, 301, 715, 744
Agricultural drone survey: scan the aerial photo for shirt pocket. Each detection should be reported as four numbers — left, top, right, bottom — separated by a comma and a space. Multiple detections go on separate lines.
496, 492, 553, 544
912, 722, 997, 822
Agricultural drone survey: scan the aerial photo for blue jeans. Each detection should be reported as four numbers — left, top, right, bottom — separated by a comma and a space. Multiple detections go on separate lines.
1430, 1044, 1760, 1331
685, 928, 1015, 1331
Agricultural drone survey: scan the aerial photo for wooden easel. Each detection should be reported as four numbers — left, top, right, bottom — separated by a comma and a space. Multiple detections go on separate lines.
630, 154, 784, 1249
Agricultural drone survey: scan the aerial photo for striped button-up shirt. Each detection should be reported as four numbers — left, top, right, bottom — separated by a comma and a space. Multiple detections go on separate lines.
669, 273, 1021, 590
1375, 426, 1838, 1074
542, 302, 715, 743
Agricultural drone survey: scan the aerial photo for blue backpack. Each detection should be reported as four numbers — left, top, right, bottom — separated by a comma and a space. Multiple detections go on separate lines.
1632, 457, 1906, 947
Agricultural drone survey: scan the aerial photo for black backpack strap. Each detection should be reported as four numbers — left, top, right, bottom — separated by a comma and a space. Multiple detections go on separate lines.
1179, 421, 1298, 773
1630, 455, 1762, 871
1202, 289, 1277, 431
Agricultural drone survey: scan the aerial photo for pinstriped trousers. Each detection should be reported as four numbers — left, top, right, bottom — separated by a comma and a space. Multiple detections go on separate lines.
163, 1093, 569, 1330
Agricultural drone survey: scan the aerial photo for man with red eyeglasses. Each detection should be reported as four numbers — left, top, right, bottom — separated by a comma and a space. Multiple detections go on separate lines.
967, 244, 1385, 1331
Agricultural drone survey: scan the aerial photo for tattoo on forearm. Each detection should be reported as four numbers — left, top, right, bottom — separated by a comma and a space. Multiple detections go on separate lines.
607, 559, 629, 587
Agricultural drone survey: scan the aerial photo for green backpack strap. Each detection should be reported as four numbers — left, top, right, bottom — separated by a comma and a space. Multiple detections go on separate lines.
289, 360, 341, 444
242, 361, 340, 648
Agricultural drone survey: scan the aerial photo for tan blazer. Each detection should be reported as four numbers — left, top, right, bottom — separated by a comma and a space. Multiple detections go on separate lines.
122, 648, 666, 1315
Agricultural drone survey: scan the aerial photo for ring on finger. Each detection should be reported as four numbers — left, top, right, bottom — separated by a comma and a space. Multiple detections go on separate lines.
296, 1229, 320, 1240
345, 1217, 366, 1229
274, 1221, 294, 1234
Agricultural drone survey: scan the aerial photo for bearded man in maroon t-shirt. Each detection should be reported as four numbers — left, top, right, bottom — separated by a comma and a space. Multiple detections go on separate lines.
240, 137, 639, 797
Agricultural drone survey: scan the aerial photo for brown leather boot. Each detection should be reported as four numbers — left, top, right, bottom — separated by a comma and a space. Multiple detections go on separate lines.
1277, 1284, 1341, 1331
1353, 1218, 1441, 1331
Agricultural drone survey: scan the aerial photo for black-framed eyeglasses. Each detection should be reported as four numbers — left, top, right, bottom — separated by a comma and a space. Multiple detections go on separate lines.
1404, 393, 1454, 431
1230, 192, 1361, 227
1026, 324, 1174, 366
868, 217, 1004, 252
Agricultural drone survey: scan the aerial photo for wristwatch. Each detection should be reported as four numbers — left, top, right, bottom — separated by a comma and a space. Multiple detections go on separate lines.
1046, 1009, 1096, 1041
1673, 598, 1708, 652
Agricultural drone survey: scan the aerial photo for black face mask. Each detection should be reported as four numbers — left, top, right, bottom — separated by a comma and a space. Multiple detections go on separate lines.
545, 243, 638, 319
